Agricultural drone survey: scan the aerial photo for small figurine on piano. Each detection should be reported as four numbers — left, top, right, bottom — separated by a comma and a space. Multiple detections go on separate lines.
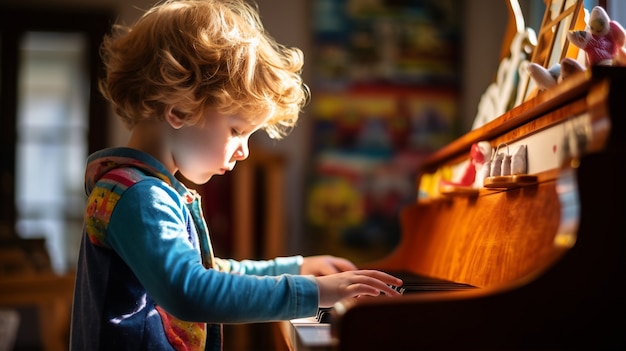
528, 6, 626, 92
439, 141, 491, 188
527, 58, 584, 91
567, 6, 626, 67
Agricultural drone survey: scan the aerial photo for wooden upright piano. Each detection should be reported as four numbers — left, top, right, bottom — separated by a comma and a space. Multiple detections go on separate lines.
275, 64, 626, 351
273, 1, 625, 349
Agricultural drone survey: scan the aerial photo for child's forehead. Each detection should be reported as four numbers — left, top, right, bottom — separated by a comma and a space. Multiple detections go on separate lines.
231, 106, 274, 124
217, 108, 272, 129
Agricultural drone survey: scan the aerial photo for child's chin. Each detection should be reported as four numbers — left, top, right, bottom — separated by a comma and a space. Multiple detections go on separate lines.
199, 175, 214, 184
182, 173, 213, 185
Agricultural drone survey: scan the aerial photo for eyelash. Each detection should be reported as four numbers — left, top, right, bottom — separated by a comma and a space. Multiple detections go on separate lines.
231, 128, 243, 137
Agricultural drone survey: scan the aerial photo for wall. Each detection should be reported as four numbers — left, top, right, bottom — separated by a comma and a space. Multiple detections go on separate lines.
2, 0, 508, 254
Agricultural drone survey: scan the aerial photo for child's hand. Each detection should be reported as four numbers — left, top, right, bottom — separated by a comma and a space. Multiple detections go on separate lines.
315, 270, 403, 307
301, 255, 357, 276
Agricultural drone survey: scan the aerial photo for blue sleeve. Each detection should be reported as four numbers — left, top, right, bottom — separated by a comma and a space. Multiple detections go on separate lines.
106, 180, 319, 323
225, 256, 303, 276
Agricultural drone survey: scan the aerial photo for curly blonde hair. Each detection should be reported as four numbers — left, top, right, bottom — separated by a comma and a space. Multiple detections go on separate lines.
99, 0, 309, 139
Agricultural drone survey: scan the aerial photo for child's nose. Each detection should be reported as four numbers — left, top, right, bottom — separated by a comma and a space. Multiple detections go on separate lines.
233, 141, 249, 160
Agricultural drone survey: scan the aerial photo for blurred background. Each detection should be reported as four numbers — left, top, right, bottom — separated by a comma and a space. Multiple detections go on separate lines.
0, 0, 616, 350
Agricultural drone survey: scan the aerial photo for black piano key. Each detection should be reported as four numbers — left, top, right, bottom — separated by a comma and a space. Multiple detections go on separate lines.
316, 307, 333, 323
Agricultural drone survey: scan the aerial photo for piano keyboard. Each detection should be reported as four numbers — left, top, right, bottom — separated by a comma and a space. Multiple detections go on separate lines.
315, 270, 476, 324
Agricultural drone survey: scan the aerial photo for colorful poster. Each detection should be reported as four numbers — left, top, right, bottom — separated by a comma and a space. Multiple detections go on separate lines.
305, 0, 462, 263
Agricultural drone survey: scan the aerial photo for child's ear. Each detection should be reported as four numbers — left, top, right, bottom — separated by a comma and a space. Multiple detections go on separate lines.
165, 107, 186, 129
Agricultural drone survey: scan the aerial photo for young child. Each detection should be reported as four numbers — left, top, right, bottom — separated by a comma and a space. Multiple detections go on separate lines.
69, 0, 402, 350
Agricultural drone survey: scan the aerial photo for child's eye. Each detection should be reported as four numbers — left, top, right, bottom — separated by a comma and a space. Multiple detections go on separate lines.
231, 128, 243, 137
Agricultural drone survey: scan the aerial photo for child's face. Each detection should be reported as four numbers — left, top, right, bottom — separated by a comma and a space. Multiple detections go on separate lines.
169, 109, 269, 184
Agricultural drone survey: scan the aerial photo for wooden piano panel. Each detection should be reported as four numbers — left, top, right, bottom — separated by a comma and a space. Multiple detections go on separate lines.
384, 179, 562, 288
